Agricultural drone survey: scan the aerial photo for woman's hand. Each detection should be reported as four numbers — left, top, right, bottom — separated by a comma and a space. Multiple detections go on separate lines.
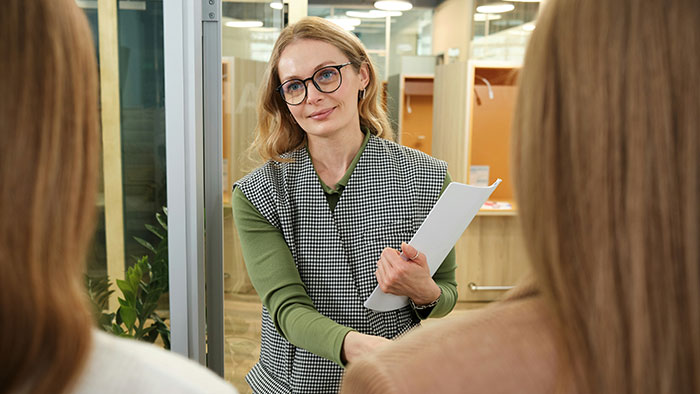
341, 331, 391, 365
375, 242, 441, 306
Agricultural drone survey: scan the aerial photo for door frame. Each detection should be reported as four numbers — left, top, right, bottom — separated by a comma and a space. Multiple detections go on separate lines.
163, 0, 224, 376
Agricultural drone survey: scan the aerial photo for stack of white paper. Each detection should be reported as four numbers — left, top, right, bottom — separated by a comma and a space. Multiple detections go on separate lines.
364, 179, 502, 312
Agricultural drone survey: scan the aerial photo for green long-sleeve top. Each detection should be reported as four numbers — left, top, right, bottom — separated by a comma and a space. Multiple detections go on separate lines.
232, 133, 458, 367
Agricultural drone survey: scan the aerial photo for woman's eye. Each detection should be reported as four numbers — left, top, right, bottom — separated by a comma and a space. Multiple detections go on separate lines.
286, 82, 303, 92
318, 70, 335, 80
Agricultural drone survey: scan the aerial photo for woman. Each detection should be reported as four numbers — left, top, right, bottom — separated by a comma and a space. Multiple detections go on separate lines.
0, 1, 235, 393
341, 0, 700, 393
232, 17, 457, 393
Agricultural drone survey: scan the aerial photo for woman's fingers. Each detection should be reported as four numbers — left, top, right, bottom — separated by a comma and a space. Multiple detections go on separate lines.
401, 242, 421, 261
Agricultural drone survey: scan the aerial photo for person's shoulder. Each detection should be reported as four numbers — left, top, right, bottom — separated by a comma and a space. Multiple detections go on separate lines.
341, 295, 558, 394
369, 134, 446, 169
235, 149, 305, 190
72, 330, 237, 394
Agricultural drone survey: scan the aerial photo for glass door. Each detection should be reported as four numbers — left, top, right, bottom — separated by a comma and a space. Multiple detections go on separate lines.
77, 0, 170, 351
220, 2, 285, 390
163, 1, 288, 392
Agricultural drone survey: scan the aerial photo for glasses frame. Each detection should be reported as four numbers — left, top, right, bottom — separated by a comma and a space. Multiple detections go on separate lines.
276, 62, 353, 106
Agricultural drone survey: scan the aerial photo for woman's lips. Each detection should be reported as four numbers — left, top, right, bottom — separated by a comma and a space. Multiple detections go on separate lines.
309, 107, 335, 120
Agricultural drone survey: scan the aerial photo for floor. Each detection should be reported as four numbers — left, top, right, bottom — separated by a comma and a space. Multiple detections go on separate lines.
223, 293, 487, 394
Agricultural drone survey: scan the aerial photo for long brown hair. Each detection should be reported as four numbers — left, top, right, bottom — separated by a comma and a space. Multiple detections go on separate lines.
513, 0, 700, 392
0, 0, 99, 393
253, 17, 391, 162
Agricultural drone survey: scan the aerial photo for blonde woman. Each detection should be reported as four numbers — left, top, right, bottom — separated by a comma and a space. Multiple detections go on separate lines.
341, 0, 700, 393
0, 1, 235, 393
232, 17, 457, 393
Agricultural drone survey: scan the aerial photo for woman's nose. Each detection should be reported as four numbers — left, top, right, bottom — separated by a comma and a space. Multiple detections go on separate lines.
304, 81, 324, 104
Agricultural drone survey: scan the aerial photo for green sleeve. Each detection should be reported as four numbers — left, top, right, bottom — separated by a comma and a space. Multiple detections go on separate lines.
232, 187, 352, 366
413, 171, 458, 319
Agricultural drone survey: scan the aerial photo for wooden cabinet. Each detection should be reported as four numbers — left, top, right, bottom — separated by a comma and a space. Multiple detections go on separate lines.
433, 61, 530, 302
388, 73, 434, 155
399, 76, 434, 154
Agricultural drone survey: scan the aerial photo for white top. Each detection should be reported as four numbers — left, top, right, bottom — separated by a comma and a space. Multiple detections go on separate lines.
71, 330, 237, 394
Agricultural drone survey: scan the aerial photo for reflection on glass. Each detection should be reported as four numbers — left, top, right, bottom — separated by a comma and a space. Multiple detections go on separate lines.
222, 3, 284, 391
117, 1, 167, 272
77, 0, 169, 348
471, 0, 540, 61
79, 3, 108, 278
308, 6, 433, 79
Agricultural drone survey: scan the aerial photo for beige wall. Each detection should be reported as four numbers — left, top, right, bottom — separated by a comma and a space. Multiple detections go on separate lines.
432, 0, 473, 62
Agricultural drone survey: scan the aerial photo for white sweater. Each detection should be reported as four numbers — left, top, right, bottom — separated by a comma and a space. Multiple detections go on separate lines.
71, 330, 237, 394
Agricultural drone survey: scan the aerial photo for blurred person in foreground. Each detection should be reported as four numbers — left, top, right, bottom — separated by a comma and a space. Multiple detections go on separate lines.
0, 1, 236, 393
341, 0, 700, 392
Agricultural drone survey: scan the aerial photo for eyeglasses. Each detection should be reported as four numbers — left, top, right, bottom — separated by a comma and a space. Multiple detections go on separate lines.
277, 62, 352, 106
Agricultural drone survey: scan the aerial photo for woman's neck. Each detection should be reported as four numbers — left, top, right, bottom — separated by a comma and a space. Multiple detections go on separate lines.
307, 127, 365, 188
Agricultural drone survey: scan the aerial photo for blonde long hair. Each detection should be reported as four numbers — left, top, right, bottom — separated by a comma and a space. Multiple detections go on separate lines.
0, 0, 99, 393
254, 17, 391, 162
513, 0, 699, 392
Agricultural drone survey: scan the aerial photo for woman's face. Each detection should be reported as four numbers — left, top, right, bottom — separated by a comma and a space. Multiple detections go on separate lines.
277, 39, 369, 141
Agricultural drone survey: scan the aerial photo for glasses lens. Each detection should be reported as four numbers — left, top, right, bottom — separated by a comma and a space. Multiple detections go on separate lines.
281, 80, 306, 105
314, 67, 341, 93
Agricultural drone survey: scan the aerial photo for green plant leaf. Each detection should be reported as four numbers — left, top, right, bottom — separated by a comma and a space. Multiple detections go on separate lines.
156, 211, 168, 231
99, 312, 115, 330
134, 237, 157, 255
116, 278, 133, 294
119, 306, 137, 331
112, 323, 124, 335
86, 207, 171, 349
145, 224, 164, 240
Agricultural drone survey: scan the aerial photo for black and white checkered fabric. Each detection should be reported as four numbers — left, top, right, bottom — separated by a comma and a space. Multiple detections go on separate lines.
235, 134, 446, 394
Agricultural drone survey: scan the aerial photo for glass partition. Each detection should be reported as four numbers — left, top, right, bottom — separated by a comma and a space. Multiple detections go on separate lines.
470, 0, 541, 62
220, 2, 284, 391
78, 0, 169, 348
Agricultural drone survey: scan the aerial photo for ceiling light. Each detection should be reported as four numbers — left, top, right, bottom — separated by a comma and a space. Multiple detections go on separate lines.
346, 10, 402, 18
522, 23, 536, 31
225, 20, 264, 28
473, 13, 502, 21
476, 2, 515, 13
325, 16, 361, 30
374, 0, 413, 11
270, 1, 283, 10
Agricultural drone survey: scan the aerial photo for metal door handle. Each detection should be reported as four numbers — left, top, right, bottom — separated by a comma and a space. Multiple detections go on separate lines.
468, 282, 514, 291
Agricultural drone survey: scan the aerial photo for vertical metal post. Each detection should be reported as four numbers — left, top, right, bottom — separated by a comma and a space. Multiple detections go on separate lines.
202, 0, 225, 378
164, 0, 207, 364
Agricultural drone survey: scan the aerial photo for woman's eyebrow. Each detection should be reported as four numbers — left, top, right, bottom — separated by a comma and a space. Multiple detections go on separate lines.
280, 61, 339, 81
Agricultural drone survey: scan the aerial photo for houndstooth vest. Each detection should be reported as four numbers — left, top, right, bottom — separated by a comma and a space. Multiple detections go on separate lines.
235, 134, 447, 394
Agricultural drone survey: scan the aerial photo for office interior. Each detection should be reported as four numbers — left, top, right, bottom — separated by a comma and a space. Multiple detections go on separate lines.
76, 0, 541, 392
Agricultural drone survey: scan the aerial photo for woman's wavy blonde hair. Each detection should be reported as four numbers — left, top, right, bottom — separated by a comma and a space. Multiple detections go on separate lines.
253, 17, 391, 162
513, 0, 699, 392
0, 0, 99, 393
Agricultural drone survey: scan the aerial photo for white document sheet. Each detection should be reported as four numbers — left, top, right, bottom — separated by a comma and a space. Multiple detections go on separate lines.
364, 179, 502, 312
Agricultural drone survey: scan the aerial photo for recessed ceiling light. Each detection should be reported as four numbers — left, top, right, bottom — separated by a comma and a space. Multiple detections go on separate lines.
473, 13, 502, 21
374, 0, 413, 11
270, 2, 283, 10
346, 10, 402, 18
225, 20, 264, 28
476, 2, 515, 13
325, 16, 362, 31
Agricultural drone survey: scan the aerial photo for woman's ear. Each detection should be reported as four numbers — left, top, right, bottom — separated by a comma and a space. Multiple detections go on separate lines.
359, 62, 370, 89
